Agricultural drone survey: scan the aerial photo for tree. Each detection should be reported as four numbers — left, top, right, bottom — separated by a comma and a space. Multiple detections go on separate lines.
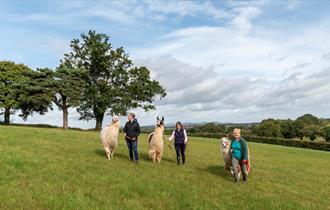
280, 119, 298, 139
294, 114, 321, 140
256, 119, 282, 138
322, 126, 330, 142
0, 62, 54, 123
296, 114, 320, 125
62, 30, 166, 130
0, 61, 31, 123
302, 125, 321, 141
17, 68, 55, 120
293, 119, 306, 140
52, 66, 84, 129
187, 123, 226, 133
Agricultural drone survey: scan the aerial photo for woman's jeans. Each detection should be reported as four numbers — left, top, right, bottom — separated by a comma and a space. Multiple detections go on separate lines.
126, 140, 139, 161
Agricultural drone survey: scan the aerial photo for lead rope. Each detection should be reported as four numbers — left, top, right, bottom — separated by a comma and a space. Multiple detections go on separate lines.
162, 134, 173, 149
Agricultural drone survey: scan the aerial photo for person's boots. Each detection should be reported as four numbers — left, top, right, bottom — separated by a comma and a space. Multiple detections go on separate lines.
182, 156, 185, 165
243, 174, 247, 182
177, 157, 180, 165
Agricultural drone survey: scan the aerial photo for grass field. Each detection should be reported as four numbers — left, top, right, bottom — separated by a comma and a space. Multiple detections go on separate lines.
0, 125, 329, 210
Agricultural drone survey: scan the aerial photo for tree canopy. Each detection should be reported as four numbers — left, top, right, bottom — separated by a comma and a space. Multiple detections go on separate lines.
0, 61, 53, 123
52, 66, 85, 129
62, 30, 166, 130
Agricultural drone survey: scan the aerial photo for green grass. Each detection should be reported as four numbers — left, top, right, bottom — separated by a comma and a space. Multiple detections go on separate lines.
0, 125, 329, 210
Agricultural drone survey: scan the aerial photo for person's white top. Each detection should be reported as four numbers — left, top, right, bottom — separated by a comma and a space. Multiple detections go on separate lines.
168, 129, 188, 144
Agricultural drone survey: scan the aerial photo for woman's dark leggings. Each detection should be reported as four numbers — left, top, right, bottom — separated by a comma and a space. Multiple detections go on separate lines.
175, 143, 186, 165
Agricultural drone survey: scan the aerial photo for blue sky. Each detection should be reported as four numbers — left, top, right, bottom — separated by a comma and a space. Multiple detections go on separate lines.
1, 0, 330, 128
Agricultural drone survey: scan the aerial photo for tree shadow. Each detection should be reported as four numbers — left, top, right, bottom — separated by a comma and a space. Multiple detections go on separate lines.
196, 165, 233, 182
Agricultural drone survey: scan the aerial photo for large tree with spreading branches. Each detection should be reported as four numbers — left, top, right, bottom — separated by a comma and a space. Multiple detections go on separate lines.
52, 66, 84, 129
0, 61, 54, 123
62, 30, 166, 130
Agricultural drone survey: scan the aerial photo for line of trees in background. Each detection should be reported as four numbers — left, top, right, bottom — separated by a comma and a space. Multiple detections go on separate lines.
187, 114, 330, 142
0, 30, 166, 130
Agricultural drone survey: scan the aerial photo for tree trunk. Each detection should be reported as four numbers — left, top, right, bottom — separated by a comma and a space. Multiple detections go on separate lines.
63, 108, 69, 130
62, 97, 69, 130
95, 112, 105, 131
4, 107, 10, 124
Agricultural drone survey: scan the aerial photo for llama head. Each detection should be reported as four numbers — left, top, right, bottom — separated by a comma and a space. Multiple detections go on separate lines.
112, 116, 119, 123
220, 137, 231, 152
156, 116, 165, 128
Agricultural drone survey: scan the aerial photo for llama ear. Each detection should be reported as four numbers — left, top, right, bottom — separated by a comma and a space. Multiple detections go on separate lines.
157, 116, 159, 121
162, 116, 164, 121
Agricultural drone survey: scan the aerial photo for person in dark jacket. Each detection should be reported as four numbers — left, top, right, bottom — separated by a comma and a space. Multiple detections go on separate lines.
123, 113, 141, 163
230, 128, 249, 182
168, 122, 188, 165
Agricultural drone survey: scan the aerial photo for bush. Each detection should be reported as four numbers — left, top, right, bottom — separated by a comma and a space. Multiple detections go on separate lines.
243, 135, 330, 151
322, 126, 330, 142
189, 132, 330, 151
254, 119, 283, 138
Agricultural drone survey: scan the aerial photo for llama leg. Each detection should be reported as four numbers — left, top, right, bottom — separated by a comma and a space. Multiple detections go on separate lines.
156, 151, 161, 163
149, 150, 156, 162
153, 152, 156, 162
104, 147, 111, 160
159, 152, 163, 163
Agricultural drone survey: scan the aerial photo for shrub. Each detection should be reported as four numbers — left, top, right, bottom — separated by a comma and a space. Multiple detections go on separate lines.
322, 126, 330, 142
189, 132, 330, 151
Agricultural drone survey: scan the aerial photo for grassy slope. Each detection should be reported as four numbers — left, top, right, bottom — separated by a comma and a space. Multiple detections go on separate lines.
0, 125, 329, 210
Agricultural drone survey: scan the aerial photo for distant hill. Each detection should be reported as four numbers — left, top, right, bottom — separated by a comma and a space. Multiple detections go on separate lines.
141, 121, 260, 129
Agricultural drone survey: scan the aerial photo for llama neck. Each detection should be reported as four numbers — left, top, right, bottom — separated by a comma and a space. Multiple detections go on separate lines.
154, 126, 164, 135
111, 121, 120, 129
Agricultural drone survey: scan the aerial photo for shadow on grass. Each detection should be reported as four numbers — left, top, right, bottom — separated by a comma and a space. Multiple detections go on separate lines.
196, 165, 233, 182
94, 148, 105, 157
94, 149, 129, 161
94, 149, 176, 164
139, 152, 176, 163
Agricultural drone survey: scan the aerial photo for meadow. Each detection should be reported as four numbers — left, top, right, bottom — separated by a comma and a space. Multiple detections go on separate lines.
0, 125, 329, 210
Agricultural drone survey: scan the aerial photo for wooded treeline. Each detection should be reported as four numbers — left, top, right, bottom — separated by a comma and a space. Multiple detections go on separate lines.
0, 30, 166, 130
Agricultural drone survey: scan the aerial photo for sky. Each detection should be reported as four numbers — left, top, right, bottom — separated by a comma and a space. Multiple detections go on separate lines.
1, 0, 330, 128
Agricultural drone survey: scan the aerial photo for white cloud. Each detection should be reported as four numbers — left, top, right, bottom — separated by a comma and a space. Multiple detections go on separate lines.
130, 12, 330, 124
231, 6, 261, 31
144, 1, 227, 20
2, 1, 330, 127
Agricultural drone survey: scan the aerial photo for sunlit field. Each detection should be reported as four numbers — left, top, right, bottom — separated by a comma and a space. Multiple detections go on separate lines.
0, 126, 329, 210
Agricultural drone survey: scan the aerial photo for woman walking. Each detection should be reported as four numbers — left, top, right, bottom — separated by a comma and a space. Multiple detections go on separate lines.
123, 113, 141, 163
168, 122, 188, 165
230, 128, 249, 182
